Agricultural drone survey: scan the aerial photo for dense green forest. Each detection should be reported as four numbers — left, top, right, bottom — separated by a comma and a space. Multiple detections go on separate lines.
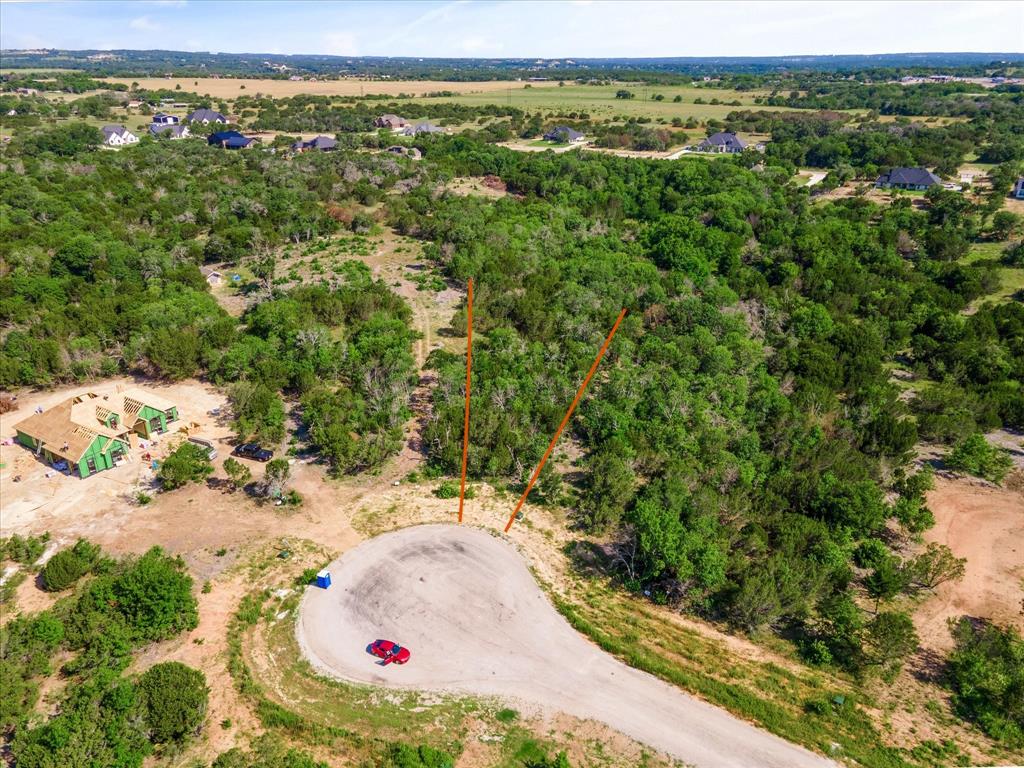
391, 139, 1021, 678
0, 137, 417, 473
1, 101, 1022, 756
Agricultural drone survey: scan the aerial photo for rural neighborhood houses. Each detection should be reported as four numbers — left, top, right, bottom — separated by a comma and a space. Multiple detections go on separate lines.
1013, 177, 1024, 199
401, 122, 446, 136
875, 167, 942, 191
374, 114, 409, 130
152, 112, 180, 125
386, 145, 422, 159
148, 123, 191, 139
543, 126, 586, 143
186, 107, 228, 124
101, 124, 139, 146
291, 135, 338, 152
208, 130, 257, 149
13, 390, 178, 478
694, 131, 747, 153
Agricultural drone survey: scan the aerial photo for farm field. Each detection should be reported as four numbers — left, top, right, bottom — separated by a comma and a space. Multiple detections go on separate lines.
101, 76, 564, 99
411, 82, 821, 122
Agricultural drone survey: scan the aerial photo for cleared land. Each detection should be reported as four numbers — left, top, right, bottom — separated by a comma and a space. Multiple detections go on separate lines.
297, 524, 835, 768
102, 77, 562, 99
915, 475, 1024, 651
415, 83, 805, 122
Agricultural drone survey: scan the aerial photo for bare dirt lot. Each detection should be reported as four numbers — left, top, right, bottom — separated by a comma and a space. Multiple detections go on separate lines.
297, 524, 835, 768
0, 377, 233, 541
914, 476, 1024, 651
102, 77, 561, 100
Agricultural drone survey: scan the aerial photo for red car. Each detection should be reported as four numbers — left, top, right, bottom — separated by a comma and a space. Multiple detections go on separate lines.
370, 639, 411, 665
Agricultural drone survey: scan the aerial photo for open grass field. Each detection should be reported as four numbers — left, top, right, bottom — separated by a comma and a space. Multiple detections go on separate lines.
962, 241, 1024, 308
101, 76, 564, 99
413, 82, 815, 122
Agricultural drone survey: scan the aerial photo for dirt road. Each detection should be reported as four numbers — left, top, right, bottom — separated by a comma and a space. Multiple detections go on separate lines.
297, 524, 835, 768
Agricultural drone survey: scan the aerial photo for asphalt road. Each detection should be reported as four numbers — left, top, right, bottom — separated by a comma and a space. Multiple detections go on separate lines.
297, 524, 836, 768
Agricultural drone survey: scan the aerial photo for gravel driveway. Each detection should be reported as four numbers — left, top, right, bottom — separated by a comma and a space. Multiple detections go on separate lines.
297, 524, 835, 768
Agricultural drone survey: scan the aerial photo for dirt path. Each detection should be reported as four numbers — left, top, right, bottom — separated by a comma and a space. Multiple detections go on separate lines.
297, 525, 835, 768
914, 476, 1024, 651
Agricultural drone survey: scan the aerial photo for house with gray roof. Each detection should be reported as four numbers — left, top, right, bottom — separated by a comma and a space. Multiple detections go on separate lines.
695, 132, 747, 153
291, 135, 337, 152
875, 167, 941, 191
1013, 177, 1024, 200
400, 122, 446, 136
152, 112, 179, 125
148, 124, 191, 140
543, 126, 585, 143
101, 125, 139, 147
186, 108, 227, 125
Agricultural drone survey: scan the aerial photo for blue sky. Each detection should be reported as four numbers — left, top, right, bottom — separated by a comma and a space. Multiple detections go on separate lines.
1, 1, 1021, 58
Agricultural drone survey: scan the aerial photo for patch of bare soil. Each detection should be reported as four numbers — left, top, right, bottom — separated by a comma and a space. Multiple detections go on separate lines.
915, 476, 1024, 652
443, 176, 508, 199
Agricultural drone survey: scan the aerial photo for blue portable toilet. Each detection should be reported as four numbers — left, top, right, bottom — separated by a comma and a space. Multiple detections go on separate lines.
315, 569, 331, 589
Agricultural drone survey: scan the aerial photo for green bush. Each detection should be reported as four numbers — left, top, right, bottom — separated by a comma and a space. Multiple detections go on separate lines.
42, 539, 100, 591
1, 532, 50, 565
433, 479, 459, 499
138, 661, 209, 743
945, 433, 1013, 483
110, 547, 199, 642
946, 617, 1024, 746
158, 442, 214, 490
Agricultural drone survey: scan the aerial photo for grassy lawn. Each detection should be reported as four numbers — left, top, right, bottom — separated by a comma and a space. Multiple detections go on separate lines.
408, 83, 835, 123
962, 241, 1023, 309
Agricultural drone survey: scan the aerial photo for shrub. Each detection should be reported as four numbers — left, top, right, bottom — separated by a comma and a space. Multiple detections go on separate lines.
945, 433, 1013, 483
1, 533, 50, 565
946, 617, 1024, 746
433, 479, 459, 499
223, 457, 252, 491
158, 442, 214, 490
138, 661, 209, 743
112, 547, 199, 641
42, 539, 100, 591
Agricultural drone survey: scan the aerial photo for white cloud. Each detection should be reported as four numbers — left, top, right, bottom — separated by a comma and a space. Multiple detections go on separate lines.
323, 31, 359, 56
129, 15, 160, 31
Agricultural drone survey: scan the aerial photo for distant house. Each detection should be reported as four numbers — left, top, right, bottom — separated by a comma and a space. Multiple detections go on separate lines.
385, 145, 422, 159
400, 122, 446, 136
148, 124, 191, 140
15, 87, 38, 96
374, 114, 409, 130
875, 167, 941, 191
291, 135, 337, 152
207, 130, 257, 149
200, 266, 223, 286
101, 125, 139, 146
126, 99, 144, 109
543, 126, 585, 143
14, 390, 178, 477
1013, 177, 1024, 200
6, 109, 17, 117
152, 112, 180, 125
186, 108, 228, 125
695, 132, 747, 153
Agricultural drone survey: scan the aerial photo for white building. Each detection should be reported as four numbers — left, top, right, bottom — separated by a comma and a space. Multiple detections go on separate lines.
101, 125, 139, 147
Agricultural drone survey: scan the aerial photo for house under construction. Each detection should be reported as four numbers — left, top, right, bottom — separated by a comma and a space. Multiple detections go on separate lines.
13, 389, 178, 477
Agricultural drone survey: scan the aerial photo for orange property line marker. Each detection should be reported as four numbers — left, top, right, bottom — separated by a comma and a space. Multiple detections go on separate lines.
458, 278, 473, 523
504, 308, 627, 533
